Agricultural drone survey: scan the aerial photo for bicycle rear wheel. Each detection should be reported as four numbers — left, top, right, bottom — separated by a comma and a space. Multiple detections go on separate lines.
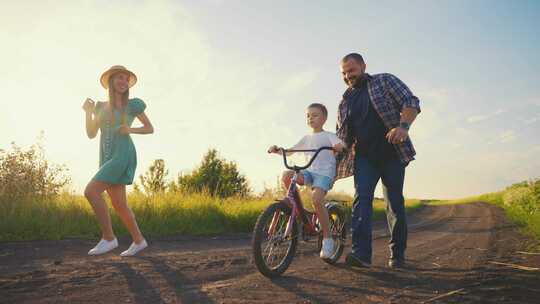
318, 203, 347, 264
252, 200, 298, 278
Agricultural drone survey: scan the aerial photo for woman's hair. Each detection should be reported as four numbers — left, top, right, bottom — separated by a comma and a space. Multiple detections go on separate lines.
107, 73, 130, 125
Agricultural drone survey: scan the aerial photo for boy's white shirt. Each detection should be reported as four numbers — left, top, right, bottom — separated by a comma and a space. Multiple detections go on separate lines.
291, 130, 343, 179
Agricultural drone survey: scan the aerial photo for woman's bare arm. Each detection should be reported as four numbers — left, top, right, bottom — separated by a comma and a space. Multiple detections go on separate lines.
128, 112, 154, 134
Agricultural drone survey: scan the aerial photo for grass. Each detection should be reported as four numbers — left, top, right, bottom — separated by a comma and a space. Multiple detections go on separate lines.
5, 179, 536, 243
0, 191, 266, 241
0, 189, 424, 242
336, 198, 423, 221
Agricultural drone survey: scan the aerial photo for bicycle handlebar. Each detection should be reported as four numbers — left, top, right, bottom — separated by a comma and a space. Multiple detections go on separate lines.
279, 146, 334, 171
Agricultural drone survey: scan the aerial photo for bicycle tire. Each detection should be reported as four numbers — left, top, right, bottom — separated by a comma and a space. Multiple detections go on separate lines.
252, 201, 298, 277
318, 203, 347, 264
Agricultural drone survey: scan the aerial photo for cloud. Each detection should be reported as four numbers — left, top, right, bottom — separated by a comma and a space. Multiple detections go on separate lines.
524, 114, 540, 124
408, 85, 451, 141
466, 108, 505, 123
466, 115, 488, 123
276, 69, 320, 95
525, 96, 540, 106
499, 130, 516, 143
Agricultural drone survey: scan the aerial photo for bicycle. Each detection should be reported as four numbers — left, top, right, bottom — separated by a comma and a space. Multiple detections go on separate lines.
252, 146, 347, 278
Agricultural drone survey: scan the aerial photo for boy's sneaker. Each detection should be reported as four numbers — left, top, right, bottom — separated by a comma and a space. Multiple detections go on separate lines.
345, 253, 371, 268
120, 239, 148, 257
320, 238, 335, 259
88, 238, 118, 255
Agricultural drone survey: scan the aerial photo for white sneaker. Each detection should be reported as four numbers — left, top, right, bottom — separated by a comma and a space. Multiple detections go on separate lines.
320, 238, 335, 259
88, 238, 118, 255
120, 239, 148, 257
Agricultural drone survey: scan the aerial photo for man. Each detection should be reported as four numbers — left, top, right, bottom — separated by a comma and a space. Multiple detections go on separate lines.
335, 53, 420, 269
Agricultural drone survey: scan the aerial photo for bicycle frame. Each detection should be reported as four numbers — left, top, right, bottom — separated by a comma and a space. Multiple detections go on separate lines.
283, 173, 319, 238
269, 147, 334, 239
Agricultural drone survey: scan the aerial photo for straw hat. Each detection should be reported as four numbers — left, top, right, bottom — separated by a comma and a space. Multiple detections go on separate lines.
100, 65, 137, 89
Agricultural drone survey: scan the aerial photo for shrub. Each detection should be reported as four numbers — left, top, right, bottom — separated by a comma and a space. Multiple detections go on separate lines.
0, 139, 70, 203
134, 159, 169, 195
174, 149, 250, 198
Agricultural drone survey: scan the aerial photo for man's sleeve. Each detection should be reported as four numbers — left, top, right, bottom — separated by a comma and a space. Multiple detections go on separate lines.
384, 74, 421, 113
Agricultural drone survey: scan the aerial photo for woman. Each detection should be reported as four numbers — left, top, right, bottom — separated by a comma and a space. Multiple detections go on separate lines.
82, 65, 154, 257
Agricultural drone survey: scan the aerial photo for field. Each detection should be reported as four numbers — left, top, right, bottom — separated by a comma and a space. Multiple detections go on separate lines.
0, 189, 422, 241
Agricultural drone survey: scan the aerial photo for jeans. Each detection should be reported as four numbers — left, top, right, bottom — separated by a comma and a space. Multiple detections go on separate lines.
351, 155, 407, 262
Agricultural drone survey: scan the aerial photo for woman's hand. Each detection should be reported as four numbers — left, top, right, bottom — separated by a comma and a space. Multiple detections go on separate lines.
118, 125, 131, 135
82, 98, 95, 114
84, 98, 99, 138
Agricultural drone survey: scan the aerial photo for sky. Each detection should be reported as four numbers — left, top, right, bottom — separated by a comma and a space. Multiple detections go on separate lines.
1, 0, 539, 199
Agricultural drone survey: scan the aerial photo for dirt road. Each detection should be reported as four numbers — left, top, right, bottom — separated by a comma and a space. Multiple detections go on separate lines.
1, 202, 539, 303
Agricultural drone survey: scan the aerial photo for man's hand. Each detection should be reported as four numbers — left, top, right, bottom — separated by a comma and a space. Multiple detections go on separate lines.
333, 143, 345, 153
386, 127, 408, 144
119, 125, 131, 135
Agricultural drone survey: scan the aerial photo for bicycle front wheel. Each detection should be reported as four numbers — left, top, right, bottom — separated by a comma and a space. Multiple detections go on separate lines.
252, 200, 298, 278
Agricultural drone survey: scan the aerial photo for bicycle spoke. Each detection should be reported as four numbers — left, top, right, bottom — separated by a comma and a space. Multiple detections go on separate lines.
260, 210, 294, 268
253, 201, 301, 277
266, 244, 276, 265
263, 237, 274, 254
325, 210, 344, 257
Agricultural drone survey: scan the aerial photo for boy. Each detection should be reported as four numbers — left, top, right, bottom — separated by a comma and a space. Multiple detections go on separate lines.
268, 103, 344, 258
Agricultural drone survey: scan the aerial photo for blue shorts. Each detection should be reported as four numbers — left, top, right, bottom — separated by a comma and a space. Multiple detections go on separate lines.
301, 170, 333, 192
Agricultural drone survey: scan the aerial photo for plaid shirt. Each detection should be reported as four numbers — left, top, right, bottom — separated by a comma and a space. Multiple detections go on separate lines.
335, 73, 421, 180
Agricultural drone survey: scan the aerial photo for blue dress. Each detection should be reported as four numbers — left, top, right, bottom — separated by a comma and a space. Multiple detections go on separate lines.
93, 98, 146, 185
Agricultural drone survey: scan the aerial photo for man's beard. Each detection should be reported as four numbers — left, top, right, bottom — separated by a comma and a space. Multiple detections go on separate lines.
352, 74, 368, 88
344, 74, 362, 87
343, 77, 354, 87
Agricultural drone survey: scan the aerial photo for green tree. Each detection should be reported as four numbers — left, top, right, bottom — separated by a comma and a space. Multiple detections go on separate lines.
175, 149, 250, 198
531, 179, 540, 203
135, 159, 169, 195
